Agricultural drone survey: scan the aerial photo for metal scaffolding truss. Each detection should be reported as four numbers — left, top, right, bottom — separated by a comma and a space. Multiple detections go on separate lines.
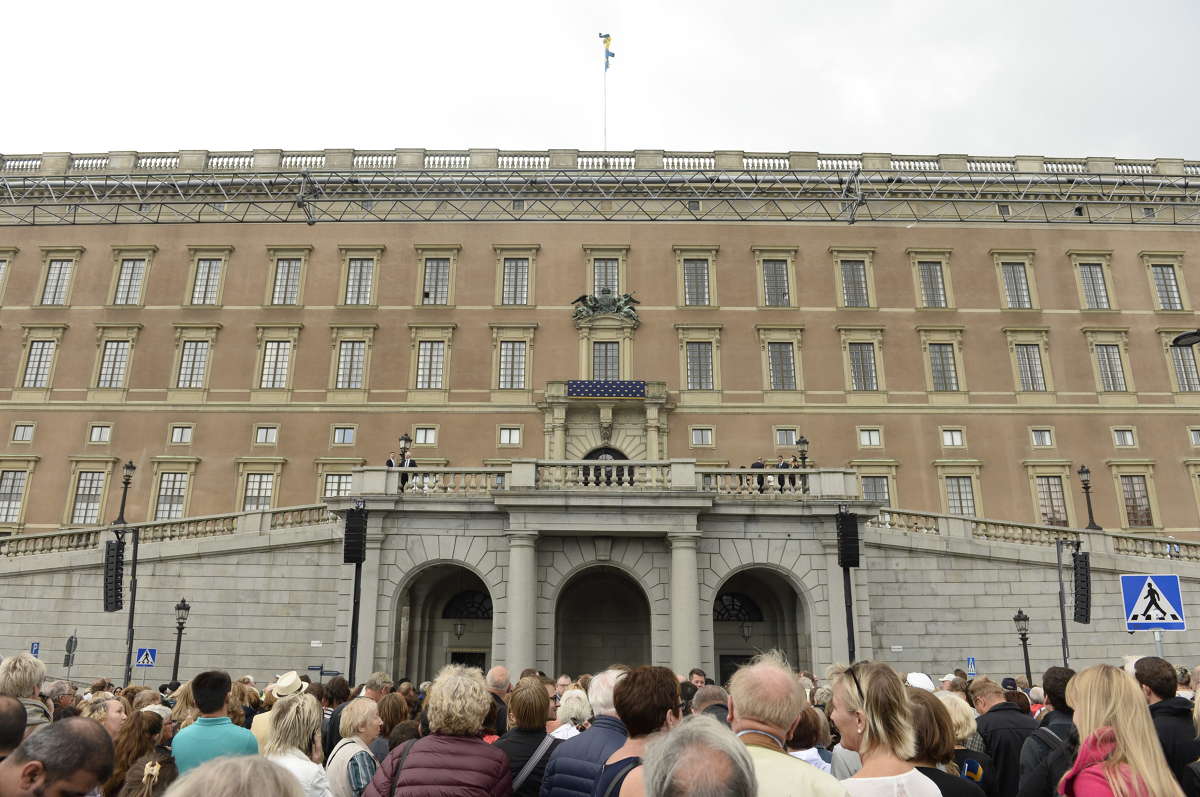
1, 167, 1198, 226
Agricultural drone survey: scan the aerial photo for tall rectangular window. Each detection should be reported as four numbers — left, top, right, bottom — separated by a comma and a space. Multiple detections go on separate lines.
1015, 344, 1047, 391
918, 261, 947, 308
862, 476, 890, 505
840, 260, 869, 307
1152, 265, 1183, 310
501, 258, 529, 305
176, 341, 209, 388
767, 342, 797, 390
0, 471, 28, 523
1036, 475, 1069, 526
154, 473, 188, 520
271, 258, 302, 305
70, 471, 105, 524
335, 341, 365, 389
260, 341, 291, 389
97, 340, 130, 388
1172, 346, 1200, 391
945, 476, 976, 516
848, 343, 878, 391
344, 258, 374, 304
422, 258, 450, 305
1078, 263, 1110, 309
928, 343, 959, 391
22, 341, 56, 388
1121, 475, 1153, 527
113, 258, 146, 305
593, 258, 619, 297
763, 260, 790, 306
190, 258, 222, 305
1095, 344, 1127, 391
324, 473, 353, 497
1001, 262, 1032, 308
498, 341, 526, 389
686, 342, 714, 390
593, 342, 619, 380
682, 259, 710, 305
41, 259, 73, 305
242, 474, 274, 511
416, 341, 445, 389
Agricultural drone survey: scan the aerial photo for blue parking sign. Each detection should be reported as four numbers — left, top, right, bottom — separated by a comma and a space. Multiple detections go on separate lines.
1122, 574, 1186, 632
30, 641, 39, 657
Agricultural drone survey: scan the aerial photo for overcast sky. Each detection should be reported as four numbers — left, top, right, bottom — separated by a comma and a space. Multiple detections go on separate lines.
6, 0, 1197, 159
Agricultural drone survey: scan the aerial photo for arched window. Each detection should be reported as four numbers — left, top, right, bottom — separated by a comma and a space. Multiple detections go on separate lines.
442, 590, 493, 619
712, 592, 764, 622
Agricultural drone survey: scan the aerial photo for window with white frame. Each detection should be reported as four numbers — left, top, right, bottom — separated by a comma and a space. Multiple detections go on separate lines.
422, 258, 450, 305
1171, 345, 1200, 391
1014, 344, 1047, 391
154, 472, 188, 520
862, 475, 890, 504
942, 429, 965, 447
776, 428, 798, 447
1113, 428, 1136, 447
1031, 428, 1054, 447
11, 424, 32, 442
1151, 264, 1184, 310
41, 259, 73, 305
690, 427, 713, 446
767, 342, 797, 390
1120, 475, 1153, 527
1036, 475, 1069, 526
190, 258, 222, 305
89, 424, 111, 443
335, 341, 365, 389
859, 428, 882, 447
499, 426, 521, 446
255, 426, 278, 445
848, 343, 878, 391
917, 261, 948, 308
22, 341, 56, 388
762, 260, 791, 307
323, 473, 353, 497
242, 473, 274, 511
1095, 344, 1127, 391
176, 341, 210, 389
501, 258, 530, 305
0, 471, 28, 523
70, 471, 105, 524
498, 341, 526, 389
0, 258, 8, 289
1078, 262, 1111, 309
414, 426, 437, 445
592, 341, 619, 380
1191, 428, 1200, 447
344, 257, 375, 304
682, 259, 711, 306
170, 425, 192, 444
1000, 261, 1033, 308
271, 258, 302, 305
96, 340, 130, 388
593, 258, 619, 297
840, 260, 870, 307
686, 342, 714, 390
928, 343, 959, 391
260, 341, 291, 389
945, 476, 976, 516
416, 340, 445, 389
113, 258, 146, 305
332, 426, 355, 445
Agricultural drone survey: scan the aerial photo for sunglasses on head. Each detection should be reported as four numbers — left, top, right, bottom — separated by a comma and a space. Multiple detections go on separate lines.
846, 661, 867, 705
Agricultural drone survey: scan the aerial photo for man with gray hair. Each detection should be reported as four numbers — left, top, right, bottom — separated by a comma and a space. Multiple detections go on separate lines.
540, 666, 629, 797
691, 685, 730, 726
41, 681, 76, 718
728, 650, 847, 796
0, 715, 114, 795
644, 714, 756, 797
485, 665, 511, 735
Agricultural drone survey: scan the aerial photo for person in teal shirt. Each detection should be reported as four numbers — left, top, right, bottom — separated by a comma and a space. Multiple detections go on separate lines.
172, 670, 259, 773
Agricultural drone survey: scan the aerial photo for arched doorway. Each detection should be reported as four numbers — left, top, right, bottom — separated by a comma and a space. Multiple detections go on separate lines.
555, 566, 650, 676
712, 569, 808, 685
581, 447, 633, 486
395, 565, 493, 682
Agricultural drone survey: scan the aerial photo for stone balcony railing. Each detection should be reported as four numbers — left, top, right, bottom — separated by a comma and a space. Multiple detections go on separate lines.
1, 148, 1195, 177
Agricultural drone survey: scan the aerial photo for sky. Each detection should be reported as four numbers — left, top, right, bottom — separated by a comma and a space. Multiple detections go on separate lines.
5, 0, 1197, 159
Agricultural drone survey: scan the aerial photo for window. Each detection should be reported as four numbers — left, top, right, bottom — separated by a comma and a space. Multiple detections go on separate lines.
776, 428, 798, 447
848, 343, 878, 391
335, 341, 365, 389
859, 428, 882, 447
1031, 428, 1054, 447
255, 426, 278, 445
190, 258, 222, 304
1151, 264, 1184, 310
1192, 428, 1200, 447
1095, 344, 1127, 391
917, 261, 948, 308
998, 203, 1011, 217
89, 424, 112, 443
690, 427, 714, 447
1121, 475, 1153, 527
416, 341, 445, 389
323, 473, 353, 497
176, 341, 210, 389
593, 258, 619, 296
592, 341, 619, 380
1014, 344, 1047, 392
96, 340, 130, 388
1078, 262, 1111, 309
1171, 345, 1200, 392
40, 259, 73, 305
1036, 476, 1069, 526
682, 259, 711, 306
271, 258, 302, 305
344, 257, 375, 304
1113, 428, 1136, 447
260, 341, 291, 389
12, 424, 33, 442
0, 471, 28, 523
22, 341, 56, 388
422, 258, 450, 305
928, 343, 959, 391
332, 426, 356, 445
154, 473, 189, 520
414, 426, 437, 445
840, 260, 869, 307
170, 425, 193, 444
113, 258, 146, 305
762, 259, 791, 307
942, 429, 965, 447
862, 476, 890, 505
501, 258, 530, 305
242, 473, 274, 511
945, 476, 976, 516
70, 472, 105, 525
767, 342, 797, 390
498, 341, 526, 389
1000, 261, 1033, 308
499, 426, 522, 446
686, 342, 714, 390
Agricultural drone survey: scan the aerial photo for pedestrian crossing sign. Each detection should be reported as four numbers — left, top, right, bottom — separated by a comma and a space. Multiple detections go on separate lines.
1121, 574, 1186, 631
135, 648, 157, 667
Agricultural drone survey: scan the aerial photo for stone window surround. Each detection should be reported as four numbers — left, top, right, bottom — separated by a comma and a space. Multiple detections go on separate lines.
1106, 459, 1161, 531
497, 425, 523, 448
413, 424, 439, 447
1140, 251, 1191, 312
489, 323, 538, 394
917, 325, 967, 400
688, 425, 715, 448
850, 458, 898, 506
991, 249, 1040, 310
583, 245, 630, 296
577, 316, 636, 380
149, 456, 200, 521
674, 323, 723, 394
108, 245, 158, 308
1083, 327, 1135, 399
1157, 328, 1200, 401
0, 455, 39, 533
87, 422, 113, 445
327, 324, 378, 398
493, 245, 539, 307
264, 245, 313, 307
169, 323, 221, 399
330, 424, 358, 446
673, 245, 720, 308
774, 426, 799, 448
752, 246, 798, 309
907, 248, 955, 309
235, 457, 285, 512
1111, 426, 1138, 449
184, 245, 233, 307
939, 426, 966, 449
15, 324, 69, 398
253, 323, 303, 396
253, 424, 280, 447
91, 323, 143, 396
10, 421, 35, 444
1068, 250, 1118, 311
1022, 459, 1077, 528
935, 459, 983, 517
831, 246, 877, 310
61, 456, 119, 528
836, 325, 886, 400
0, 246, 16, 305
408, 323, 456, 399
168, 423, 194, 446
756, 325, 804, 397
1003, 327, 1055, 401
37, 246, 84, 307
1028, 426, 1056, 449
337, 245, 385, 307
314, 457, 365, 502
856, 426, 883, 449
414, 244, 461, 307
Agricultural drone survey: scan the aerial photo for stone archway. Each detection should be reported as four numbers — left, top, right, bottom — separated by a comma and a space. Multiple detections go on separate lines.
394, 564, 493, 682
712, 569, 809, 684
555, 565, 651, 675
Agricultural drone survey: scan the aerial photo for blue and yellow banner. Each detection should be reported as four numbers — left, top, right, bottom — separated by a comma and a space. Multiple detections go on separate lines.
599, 32, 615, 71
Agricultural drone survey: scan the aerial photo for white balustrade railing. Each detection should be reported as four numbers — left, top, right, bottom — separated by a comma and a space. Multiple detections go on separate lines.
535, 461, 671, 490
281, 153, 326, 169
663, 155, 716, 170
424, 152, 469, 169
1115, 161, 1154, 175
1045, 160, 1086, 174
136, 155, 180, 170
744, 156, 789, 171
818, 157, 863, 170
207, 154, 253, 170
577, 154, 636, 170
891, 159, 939, 171
354, 153, 396, 169
1185, 163, 1200, 176
3, 157, 42, 172
968, 159, 1014, 172
71, 156, 109, 170
499, 154, 550, 169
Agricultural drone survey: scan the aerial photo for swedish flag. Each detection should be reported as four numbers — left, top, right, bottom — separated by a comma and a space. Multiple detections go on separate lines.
599, 32, 615, 71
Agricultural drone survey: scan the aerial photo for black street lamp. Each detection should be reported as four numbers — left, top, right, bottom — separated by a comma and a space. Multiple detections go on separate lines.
398, 433, 413, 458
113, 461, 139, 687
796, 436, 810, 469
1077, 465, 1102, 531
171, 597, 191, 683
1013, 609, 1033, 687
1171, 330, 1200, 347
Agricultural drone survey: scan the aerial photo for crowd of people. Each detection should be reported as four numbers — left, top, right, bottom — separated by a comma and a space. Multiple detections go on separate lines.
2, 647, 1199, 797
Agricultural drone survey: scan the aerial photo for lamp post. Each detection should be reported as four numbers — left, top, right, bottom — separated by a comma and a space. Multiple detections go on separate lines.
739, 622, 754, 643
171, 597, 191, 683
796, 436, 810, 469
113, 461, 139, 687
453, 622, 465, 640
1077, 465, 1102, 531
1013, 609, 1033, 687
398, 433, 412, 459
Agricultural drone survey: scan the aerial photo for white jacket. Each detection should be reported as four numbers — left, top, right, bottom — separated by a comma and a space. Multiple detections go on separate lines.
268, 748, 335, 797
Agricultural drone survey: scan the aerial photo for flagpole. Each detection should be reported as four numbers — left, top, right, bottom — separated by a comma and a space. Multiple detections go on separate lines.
603, 67, 608, 152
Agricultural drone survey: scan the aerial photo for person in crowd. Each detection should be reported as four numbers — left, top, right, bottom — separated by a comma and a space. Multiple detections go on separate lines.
386, 720, 419, 751
577, 675, 594, 697
690, 685, 729, 727
643, 713, 757, 797
264, 692, 333, 797
940, 674, 959, 692
1027, 687, 1046, 719
87, 679, 116, 700
1006, 691, 1032, 716
556, 675, 573, 702
253, 671, 309, 749
0, 652, 50, 735
1001, 678, 1018, 692
484, 666, 511, 736
687, 669, 707, 689
168, 683, 198, 729
907, 672, 937, 692
935, 691, 997, 797
1176, 668, 1194, 701
1059, 664, 1183, 797
677, 682, 697, 717
370, 694, 407, 761
118, 705, 179, 797
171, 670, 258, 774
729, 651, 845, 796
82, 694, 129, 741
162, 755, 303, 797
593, 665, 681, 797
325, 697, 383, 797
0, 715, 114, 795
1015, 676, 1031, 692
0, 696, 27, 761
324, 673, 390, 766
324, 678, 351, 728
494, 678, 561, 796
132, 690, 162, 712
232, 680, 260, 729
43, 681, 77, 718
363, 664, 511, 796
1133, 656, 1200, 796
551, 688, 592, 741
104, 705, 166, 797
541, 667, 629, 797
908, 687, 984, 796
829, 660, 939, 796
1018, 666, 1074, 788
786, 704, 834, 773
971, 677, 1037, 797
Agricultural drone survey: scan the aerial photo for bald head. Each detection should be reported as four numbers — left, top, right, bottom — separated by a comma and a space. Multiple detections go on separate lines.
727, 651, 806, 733
485, 666, 510, 692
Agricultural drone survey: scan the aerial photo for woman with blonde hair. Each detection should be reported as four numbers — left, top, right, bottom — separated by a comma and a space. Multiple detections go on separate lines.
169, 682, 198, 728
934, 691, 997, 797
82, 693, 129, 740
828, 661, 940, 796
1059, 664, 1183, 797
265, 693, 333, 797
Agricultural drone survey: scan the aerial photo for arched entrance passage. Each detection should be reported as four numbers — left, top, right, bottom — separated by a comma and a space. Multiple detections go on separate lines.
555, 566, 650, 676
395, 564, 493, 682
712, 569, 809, 685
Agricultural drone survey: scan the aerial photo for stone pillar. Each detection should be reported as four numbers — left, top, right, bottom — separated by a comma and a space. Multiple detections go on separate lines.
179, 150, 209, 172
788, 151, 818, 170
714, 150, 744, 170
505, 532, 537, 671
1014, 155, 1045, 173
668, 533, 702, 675
253, 149, 282, 171
938, 154, 969, 171
549, 149, 578, 169
41, 153, 70, 175
861, 153, 892, 170
108, 151, 137, 171
396, 149, 425, 170
634, 150, 664, 169
470, 149, 499, 169
644, 406, 660, 459
1155, 158, 1185, 176
325, 149, 354, 170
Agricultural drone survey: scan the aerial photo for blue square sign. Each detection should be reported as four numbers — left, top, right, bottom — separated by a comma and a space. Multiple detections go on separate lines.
1122, 574, 1186, 632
